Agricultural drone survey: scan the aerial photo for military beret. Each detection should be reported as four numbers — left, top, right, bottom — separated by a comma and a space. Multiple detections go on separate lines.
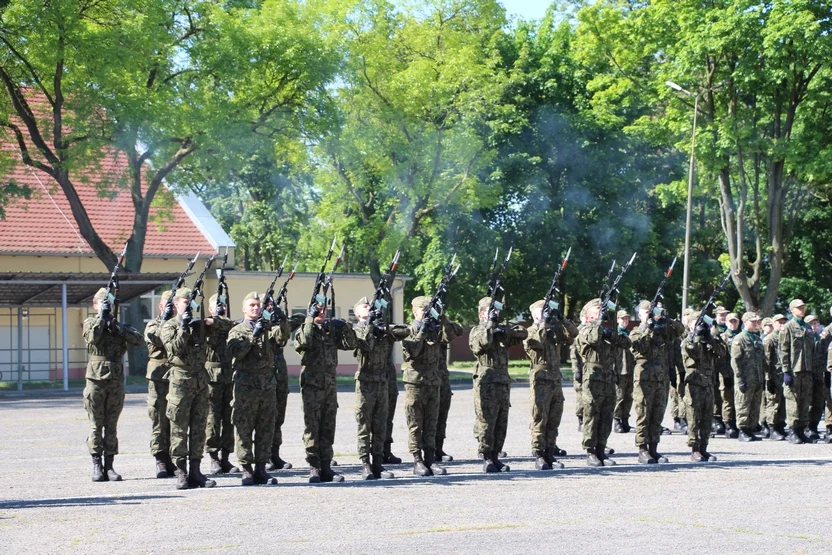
761, 317, 773, 327
582, 299, 601, 314
412, 296, 430, 309
616, 310, 629, 319
243, 291, 260, 302
727, 312, 740, 322
741, 311, 761, 323
714, 306, 729, 314
773, 314, 787, 322
160, 290, 173, 302
529, 299, 545, 313
805, 314, 818, 324
637, 300, 651, 312
354, 296, 371, 312
789, 299, 806, 310
683, 307, 697, 316
478, 297, 493, 311
93, 287, 108, 302
175, 287, 193, 300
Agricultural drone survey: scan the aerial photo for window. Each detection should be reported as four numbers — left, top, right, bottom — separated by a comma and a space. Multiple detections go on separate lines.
348, 309, 357, 323
140, 288, 165, 322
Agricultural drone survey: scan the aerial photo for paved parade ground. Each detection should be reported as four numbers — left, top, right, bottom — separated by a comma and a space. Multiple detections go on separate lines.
2, 383, 832, 554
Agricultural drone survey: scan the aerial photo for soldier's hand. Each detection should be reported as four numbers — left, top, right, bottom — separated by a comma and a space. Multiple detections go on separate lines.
308, 304, 320, 319
647, 317, 656, 330
574, 370, 583, 383
330, 319, 346, 329
99, 299, 112, 318
215, 303, 225, 317
695, 323, 708, 337
181, 308, 193, 330
488, 308, 500, 323
373, 323, 386, 338
162, 301, 175, 321
738, 380, 747, 394
766, 379, 776, 395
253, 317, 268, 338
601, 326, 613, 339
271, 305, 285, 324
783, 372, 794, 387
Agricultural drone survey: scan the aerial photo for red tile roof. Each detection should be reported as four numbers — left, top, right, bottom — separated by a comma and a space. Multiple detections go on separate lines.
0, 101, 214, 258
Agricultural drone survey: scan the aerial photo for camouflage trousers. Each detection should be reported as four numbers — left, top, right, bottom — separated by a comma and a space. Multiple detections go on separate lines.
146, 379, 170, 456
355, 380, 388, 457
166, 371, 209, 463
785, 372, 812, 430
713, 367, 736, 421
206, 381, 234, 454
825, 376, 832, 429
735, 383, 763, 429
473, 380, 510, 454
83, 378, 125, 456
437, 372, 453, 442
581, 380, 615, 451
232, 382, 276, 465
272, 377, 290, 450
684, 382, 713, 451
614, 372, 633, 421
301, 376, 338, 463
529, 376, 564, 451
633, 378, 668, 446
670, 384, 687, 420
766, 375, 786, 427
809, 374, 826, 428
386, 370, 399, 445
574, 373, 583, 419
404, 383, 440, 453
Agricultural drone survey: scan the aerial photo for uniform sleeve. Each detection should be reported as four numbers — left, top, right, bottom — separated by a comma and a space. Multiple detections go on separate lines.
269, 319, 292, 346
121, 325, 144, 347
289, 313, 306, 333
83, 316, 107, 347
469, 323, 495, 356
629, 326, 652, 355
562, 319, 579, 345
295, 323, 316, 354
508, 324, 528, 345
582, 323, 603, 348
337, 322, 358, 351
160, 320, 191, 358
668, 319, 686, 340
144, 320, 164, 350
227, 325, 253, 359
779, 326, 792, 372
614, 331, 632, 350
709, 335, 728, 358
442, 319, 464, 344
524, 324, 546, 353
402, 331, 426, 362
387, 324, 412, 342
353, 323, 376, 354
730, 336, 744, 380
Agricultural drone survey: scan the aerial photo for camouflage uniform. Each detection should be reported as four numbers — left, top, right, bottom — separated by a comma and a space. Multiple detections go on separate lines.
763, 326, 786, 431
437, 320, 464, 457
668, 337, 688, 424
204, 315, 236, 456
270, 314, 304, 466
681, 328, 726, 456
731, 325, 765, 433
401, 319, 443, 455
384, 348, 400, 457
629, 309, 685, 451
809, 320, 830, 432
779, 313, 815, 436
613, 323, 635, 427
295, 318, 357, 466
571, 339, 584, 426
144, 317, 172, 459
83, 312, 143, 457
716, 326, 739, 429
524, 311, 578, 456
227, 317, 289, 465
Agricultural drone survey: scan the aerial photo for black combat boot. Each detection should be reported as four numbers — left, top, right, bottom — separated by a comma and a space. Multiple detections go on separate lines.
726, 419, 739, 439
597, 446, 616, 466
586, 448, 602, 467
700, 446, 717, 462
188, 458, 216, 488
482, 452, 499, 473
673, 418, 684, 432
383, 441, 402, 464
425, 448, 448, 475
638, 445, 657, 465
680, 418, 689, 434
713, 417, 726, 435
760, 422, 771, 439
164, 454, 177, 477
91, 455, 106, 482
497, 451, 508, 458
266, 447, 291, 471
786, 429, 804, 444
253, 463, 277, 485
490, 451, 509, 472
241, 463, 255, 486
307, 457, 322, 483
413, 452, 432, 476
104, 455, 122, 482
807, 426, 820, 442
769, 425, 786, 441
614, 418, 626, 433
534, 450, 552, 471
552, 445, 567, 457
154, 454, 168, 478
661, 426, 672, 435
577, 416, 583, 432
648, 443, 668, 463
220, 449, 239, 473
738, 428, 753, 442
175, 458, 190, 490
604, 447, 615, 455
824, 427, 832, 444
690, 446, 705, 462
372, 454, 394, 479
209, 451, 223, 474
436, 439, 453, 462
361, 456, 376, 480
621, 418, 632, 433
545, 447, 564, 469
320, 459, 344, 483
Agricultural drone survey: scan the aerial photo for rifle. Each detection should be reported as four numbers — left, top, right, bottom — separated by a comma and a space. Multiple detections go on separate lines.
599, 252, 637, 322
368, 249, 401, 326
309, 237, 345, 317
648, 257, 677, 318
104, 242, 129, 326
542, 247, 571, 323
187, 252, 217, 315
486, 246, 512, 315
164, 252, 199, 321
689, 270, 733, 341
598, 259, 616, 299
424, 254, 460, 323
274, 260, 298, 309
214, 247, 230, 317
261, 254, 288, 322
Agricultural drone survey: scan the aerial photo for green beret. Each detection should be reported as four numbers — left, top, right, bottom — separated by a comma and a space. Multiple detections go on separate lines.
243, 291, 260, 302
175, 287, 193, 300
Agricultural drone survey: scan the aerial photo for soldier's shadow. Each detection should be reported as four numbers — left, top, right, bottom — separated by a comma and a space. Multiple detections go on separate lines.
0, 493, 180, 510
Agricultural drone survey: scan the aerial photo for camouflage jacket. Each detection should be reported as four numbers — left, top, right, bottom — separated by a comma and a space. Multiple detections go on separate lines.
779, 318, 814, 374
524, 319, 578, 382
438, 320, 464, 378
83, 316, 143, 380
401, 320, 447, 386
203, 316, 236, 383
576, 323, 631, 384
160, 315, 207, 376
570, 325, 585, 380
614, 326, 635, 377
713, 324, 732, 376
812, 331, 832, 376
681, 333, 727, 386
762, 331, 781, 380
271, 314, 304, 382
731, 330, 764, 386
295, 319, 357, 386
353, 322, 411, 382
469, 321, 528, 385
227, 318, 289, 389
629, 319, 685, 382
144, 318, 169, 381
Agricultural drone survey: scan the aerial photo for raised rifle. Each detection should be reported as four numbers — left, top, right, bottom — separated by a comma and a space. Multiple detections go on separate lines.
369, 249, 401, 326
104, 242, 129, 326
599, 252, 637, 322
309, 237, 345, 317
214, 247, 230, 317
689, 270, 733, 341
598, 259, 616, 299
274, 260, 298, 309
262, 254, 288, 322
424, 254, 460, 323
542, 247, 571, 323
187, 252, 217, 315
486, 246, 512, 316
648, 257, 678, 319
165, 252, 199, 321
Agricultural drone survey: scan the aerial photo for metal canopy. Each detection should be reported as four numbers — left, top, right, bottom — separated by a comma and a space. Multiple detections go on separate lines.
0, 272, 178, 307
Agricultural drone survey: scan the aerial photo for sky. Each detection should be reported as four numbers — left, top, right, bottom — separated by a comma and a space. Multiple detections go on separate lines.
504, 0, 553, 21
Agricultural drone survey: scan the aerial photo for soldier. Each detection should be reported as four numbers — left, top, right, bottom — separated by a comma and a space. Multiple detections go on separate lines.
763, 314, 788, 441
779, 299, 815, 444
83, 288, 143, 482
572, 304, 588, 432
524, 299, 578, 470
576, 299, 630, 467
716, 312, 741, 438
711, 306, 730, 435
266, 312, 304, 471
436, 317, 464, 462
383, 347, 403, 465
629, 300, 685, 464
295, 298, 357, 483
469, 297, 527, 473
352, 296, 410, 479
669, 336, 688, 434
144, 290, 177, 478
160, 288, 216, 489
613, 310, 635, 434
759, 317, 773, 438
807, 315, 829, 441
227, 292, 287, 486
681, 308, 725, 462
204, 294, 238, 475
731, 312, 765, 441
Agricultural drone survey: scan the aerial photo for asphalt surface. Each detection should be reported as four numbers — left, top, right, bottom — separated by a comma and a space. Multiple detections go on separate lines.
2, 383, 832, 554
